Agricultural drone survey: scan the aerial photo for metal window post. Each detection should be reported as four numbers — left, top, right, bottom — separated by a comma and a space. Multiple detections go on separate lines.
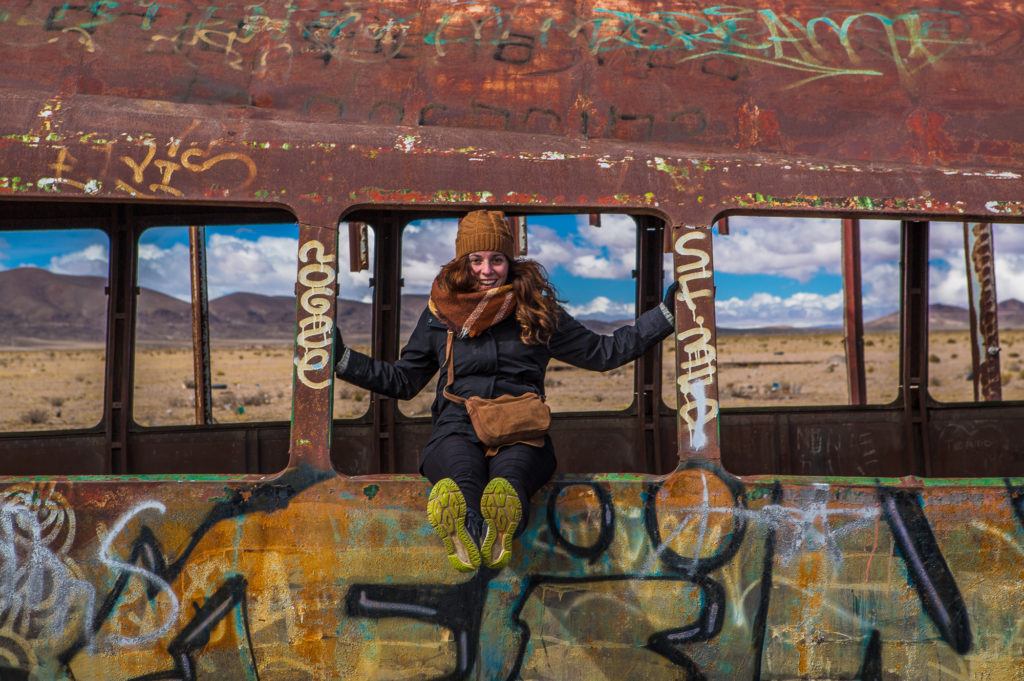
102, 205, 138, 474
188, 225, 213, 425
372, 213, 402, 473
963, 222, 1002, 401
899, 220, 931, 476
842, 219, 867, 405
634, 216, 666, 473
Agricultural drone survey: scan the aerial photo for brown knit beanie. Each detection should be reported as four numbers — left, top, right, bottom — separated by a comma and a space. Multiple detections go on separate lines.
455, 210, 514, 259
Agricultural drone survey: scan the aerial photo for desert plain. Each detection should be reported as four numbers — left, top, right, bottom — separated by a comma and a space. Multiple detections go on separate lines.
3, 329, 1021, 433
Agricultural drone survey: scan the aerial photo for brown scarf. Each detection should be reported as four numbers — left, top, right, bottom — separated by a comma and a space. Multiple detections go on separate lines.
428, 277, 516, 338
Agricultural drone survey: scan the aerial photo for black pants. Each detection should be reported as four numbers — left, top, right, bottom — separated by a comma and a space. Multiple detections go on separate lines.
421, 434, 556, 536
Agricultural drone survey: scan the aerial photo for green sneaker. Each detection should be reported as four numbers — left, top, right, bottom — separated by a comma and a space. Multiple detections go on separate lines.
427, 479, 481, 573
480, 477, 522, 570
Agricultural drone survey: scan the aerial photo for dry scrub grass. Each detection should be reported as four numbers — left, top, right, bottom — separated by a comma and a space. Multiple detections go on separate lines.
663, 329, 1024, 408
5, 329, 1023, 433
0, 348, 105, 432
662, 331, 899, 408
133, 343, 373, 426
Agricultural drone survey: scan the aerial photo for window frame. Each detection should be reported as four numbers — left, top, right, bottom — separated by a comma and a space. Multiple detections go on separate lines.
129, 207, 300, 431
384, 210, 663, 421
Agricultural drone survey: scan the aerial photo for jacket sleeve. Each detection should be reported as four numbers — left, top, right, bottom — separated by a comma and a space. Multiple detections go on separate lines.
335, 308, 439, 400
548, 303, 674, 372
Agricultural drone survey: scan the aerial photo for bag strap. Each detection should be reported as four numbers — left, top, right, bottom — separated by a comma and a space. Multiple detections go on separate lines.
443, 330, 466, 405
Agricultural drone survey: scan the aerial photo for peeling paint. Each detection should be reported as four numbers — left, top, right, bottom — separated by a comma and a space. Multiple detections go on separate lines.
0, 176, 33, 192
731, 193, 966, 213
985, 200, 1024, 215
395, 134, 419, 153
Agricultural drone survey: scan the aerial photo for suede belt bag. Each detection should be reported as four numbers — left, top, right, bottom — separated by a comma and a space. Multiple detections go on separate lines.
442, 330, 551, 456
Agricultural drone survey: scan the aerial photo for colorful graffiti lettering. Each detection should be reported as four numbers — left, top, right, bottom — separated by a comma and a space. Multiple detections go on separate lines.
0, 463, 1011, 677
27, 3, 968, 86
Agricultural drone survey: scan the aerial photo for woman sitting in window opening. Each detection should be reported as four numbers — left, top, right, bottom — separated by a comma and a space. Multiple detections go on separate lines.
335, 210, 677, 572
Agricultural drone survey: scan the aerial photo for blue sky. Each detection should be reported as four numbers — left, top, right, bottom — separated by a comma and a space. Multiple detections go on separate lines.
0, 229, 108, 269
4, 216, 1022, 326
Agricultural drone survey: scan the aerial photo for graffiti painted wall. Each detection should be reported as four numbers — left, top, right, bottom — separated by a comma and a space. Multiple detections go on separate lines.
1, 1, 1023, 168
0, 463, 1021, 679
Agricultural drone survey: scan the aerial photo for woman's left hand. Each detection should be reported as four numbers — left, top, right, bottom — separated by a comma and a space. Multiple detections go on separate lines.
663, 281, 679, 310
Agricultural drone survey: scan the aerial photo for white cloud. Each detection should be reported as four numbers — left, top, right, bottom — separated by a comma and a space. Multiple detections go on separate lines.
401, 218, 460, 293
564, 296, 635, 319
128, 227, 376, 302
861, 260, 900, 320
137, 241, 190, 298
715, 291, 844, 328
993, 253, 1024, 303
929, 222, 1024, 307
205, 234, 299, 298
713, 215, 842, 282
48, 243, 110, 277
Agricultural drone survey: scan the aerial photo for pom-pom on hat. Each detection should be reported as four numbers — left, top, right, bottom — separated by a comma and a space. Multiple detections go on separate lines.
456, 210, 514, 260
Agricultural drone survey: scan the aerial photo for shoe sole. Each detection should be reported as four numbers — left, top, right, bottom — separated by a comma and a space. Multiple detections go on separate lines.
480, 477, 522, 570
427, 479, 481, 573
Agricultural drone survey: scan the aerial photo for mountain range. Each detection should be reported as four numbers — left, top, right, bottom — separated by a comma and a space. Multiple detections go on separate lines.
1, 267, 1022, 347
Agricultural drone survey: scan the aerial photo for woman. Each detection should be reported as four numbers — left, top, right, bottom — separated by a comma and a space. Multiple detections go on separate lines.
335, 210, 677, 572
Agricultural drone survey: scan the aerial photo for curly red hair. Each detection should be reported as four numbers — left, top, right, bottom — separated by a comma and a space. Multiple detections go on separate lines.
437, 256, 563, 345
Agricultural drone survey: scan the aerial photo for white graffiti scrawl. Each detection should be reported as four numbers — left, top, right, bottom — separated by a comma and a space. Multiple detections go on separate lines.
295, 239, 337, 390
0, 485, 178, 663
674, 229, 718, 451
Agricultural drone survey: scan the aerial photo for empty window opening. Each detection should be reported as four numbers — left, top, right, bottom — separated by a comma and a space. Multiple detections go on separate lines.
0, 228, 109, 432
396, 213, 641, 417
662, 216, 900, 409
133, 222, 299, 426
928, 221, 1024, 403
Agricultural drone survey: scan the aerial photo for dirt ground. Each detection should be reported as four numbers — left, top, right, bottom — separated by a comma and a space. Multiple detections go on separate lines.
663, 330, 1024, 408
662, 331, 901, 409
3, 330, 1022, 432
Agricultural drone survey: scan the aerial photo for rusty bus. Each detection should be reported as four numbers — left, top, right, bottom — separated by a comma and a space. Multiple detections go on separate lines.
1, 1, 1023, 678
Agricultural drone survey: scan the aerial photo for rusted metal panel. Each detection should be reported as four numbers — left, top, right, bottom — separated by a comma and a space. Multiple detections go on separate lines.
929, 406, 1024, 477
0, 466, 1018, 676
188, 225, 213, 425
1, 2, 1022, 172
4, 89, 1024, 235
964, 221, 1002, 401
670, 224, 719, 461
842, 218, 867, 406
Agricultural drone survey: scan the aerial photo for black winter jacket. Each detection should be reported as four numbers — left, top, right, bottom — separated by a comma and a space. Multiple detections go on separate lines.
337, 303, 674, 452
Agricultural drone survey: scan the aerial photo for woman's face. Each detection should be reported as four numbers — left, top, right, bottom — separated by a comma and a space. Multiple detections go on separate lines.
468, 251, 509, 291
